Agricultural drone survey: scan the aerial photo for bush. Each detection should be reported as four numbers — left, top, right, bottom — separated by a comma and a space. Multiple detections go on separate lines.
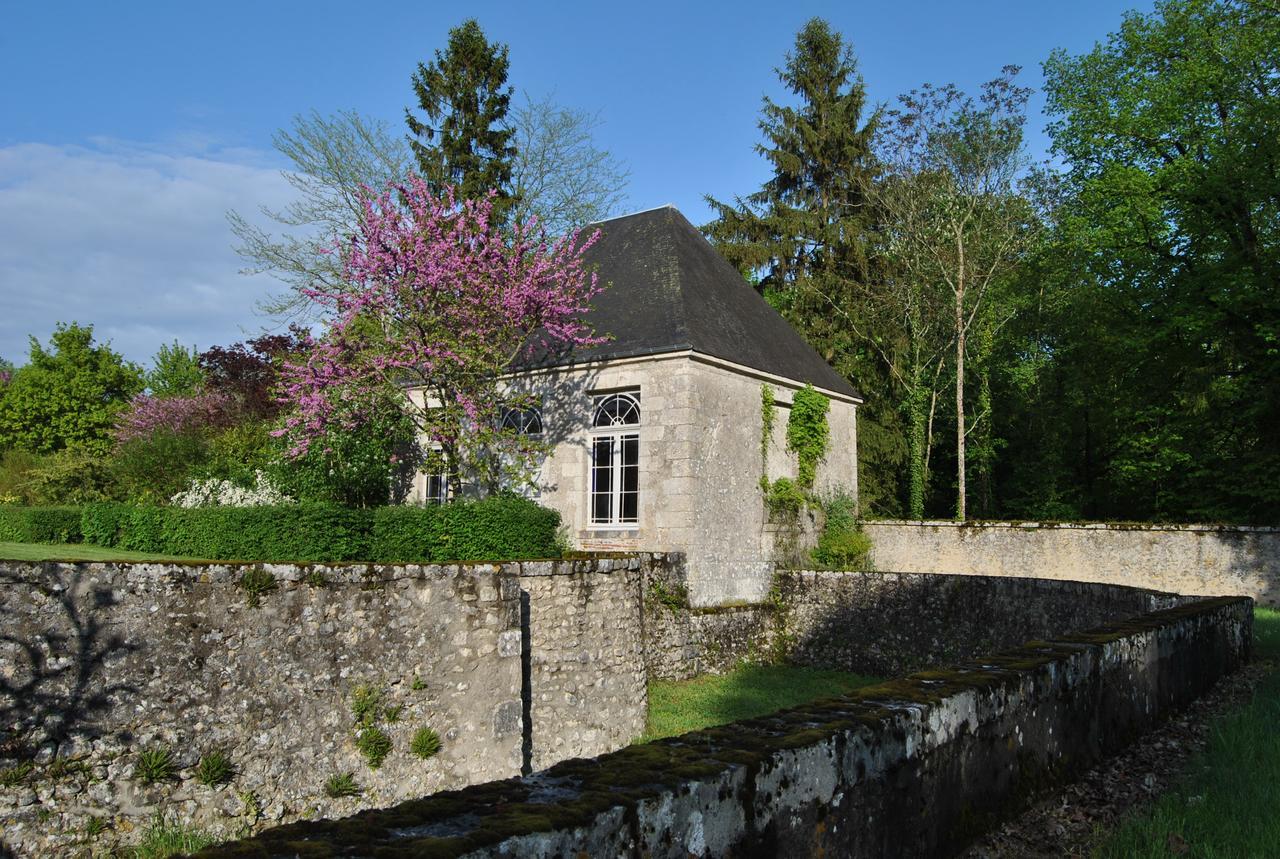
371, 495, 560, 562
811, 491, 871, 570
73, 495, 561, 563
0, 505, 82, 543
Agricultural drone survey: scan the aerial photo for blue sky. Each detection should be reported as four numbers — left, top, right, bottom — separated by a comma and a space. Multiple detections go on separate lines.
0, 0, 1151, 366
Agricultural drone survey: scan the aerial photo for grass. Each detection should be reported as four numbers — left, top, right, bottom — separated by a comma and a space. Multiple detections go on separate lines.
1095, 606, 1280, 858
0, 541, 204, 563
131, 815, 217, 858
642, 662, 882, 742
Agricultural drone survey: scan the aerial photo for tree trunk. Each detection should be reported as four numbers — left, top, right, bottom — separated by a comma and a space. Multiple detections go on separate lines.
955, 285, 967, 522
905, 365, 928, 519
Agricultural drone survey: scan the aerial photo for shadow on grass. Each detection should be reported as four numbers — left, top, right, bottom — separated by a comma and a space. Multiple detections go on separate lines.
643, 662, 881, 742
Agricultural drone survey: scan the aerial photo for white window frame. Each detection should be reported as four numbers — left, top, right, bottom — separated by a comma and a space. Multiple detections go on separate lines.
588, 392, 640, 528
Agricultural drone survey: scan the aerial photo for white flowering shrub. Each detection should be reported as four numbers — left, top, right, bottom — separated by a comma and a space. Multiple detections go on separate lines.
171, 470, 294, 508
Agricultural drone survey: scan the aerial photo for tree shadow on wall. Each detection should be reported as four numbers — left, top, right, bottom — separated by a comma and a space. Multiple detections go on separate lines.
0, 565, 138, 756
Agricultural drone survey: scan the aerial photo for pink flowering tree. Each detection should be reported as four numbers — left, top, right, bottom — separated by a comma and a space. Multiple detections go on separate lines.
276, 177, 603, 496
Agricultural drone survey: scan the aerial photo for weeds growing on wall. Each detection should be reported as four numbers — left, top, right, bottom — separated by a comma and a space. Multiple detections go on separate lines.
237, 568, 278, 608
648, 578, 689, 611
135, 746, 175, 785
410, 727, 442, 761
324, 772, 361, 798
194, 750, 234, 787
760, 384, 776, 463
812, 491, 872, 570
132, 815, 217, 859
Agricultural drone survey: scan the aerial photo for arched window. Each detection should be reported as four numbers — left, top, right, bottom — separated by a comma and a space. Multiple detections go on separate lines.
593, 393, 640, 428
589, 392, 640, 526
501, 405, 544, 436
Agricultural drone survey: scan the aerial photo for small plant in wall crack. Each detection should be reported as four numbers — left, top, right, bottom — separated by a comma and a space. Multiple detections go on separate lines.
355, 725, 393, 769
324, 772, 361, 798
648, 578, 688, 611
410, 727, 442, 761
194, 749, 235, 787
238, 567, 278, 608
135, 746, 175, 785
83, 815, 109, 839
351, 684, 384, 725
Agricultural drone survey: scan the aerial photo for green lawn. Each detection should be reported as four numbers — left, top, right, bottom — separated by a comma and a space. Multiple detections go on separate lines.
0, 541, 205, 563
643, 663, 882, 742
1095, 606, 1280, 858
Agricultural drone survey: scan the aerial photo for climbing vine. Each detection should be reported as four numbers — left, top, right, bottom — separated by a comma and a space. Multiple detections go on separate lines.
786, 385, 830, 489
760, 384, 775, 463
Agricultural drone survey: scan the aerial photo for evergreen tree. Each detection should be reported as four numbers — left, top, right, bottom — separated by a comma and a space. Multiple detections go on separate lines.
703, 19, 905, 515
405, 19, 517, 219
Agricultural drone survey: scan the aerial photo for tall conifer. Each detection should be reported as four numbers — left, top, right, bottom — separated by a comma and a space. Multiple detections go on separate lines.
405, 19, 517, 219
704, 19, 905, 514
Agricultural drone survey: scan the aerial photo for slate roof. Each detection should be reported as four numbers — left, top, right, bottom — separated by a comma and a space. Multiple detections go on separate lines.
518, 206, 861, 401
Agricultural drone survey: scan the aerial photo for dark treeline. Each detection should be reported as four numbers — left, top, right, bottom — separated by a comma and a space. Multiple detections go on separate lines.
704, 1, 1279, 524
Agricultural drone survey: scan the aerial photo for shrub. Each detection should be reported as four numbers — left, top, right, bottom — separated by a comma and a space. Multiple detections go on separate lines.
81, 502, 128, 547
73, 495, 561, 563
370, 494, 560, 562
410, 727, 441, 761
811, 492, 871, 570
760, 477, 806, 522
324, 772, 361, 798
194, 749, 234, 787
0, 505, 82, 543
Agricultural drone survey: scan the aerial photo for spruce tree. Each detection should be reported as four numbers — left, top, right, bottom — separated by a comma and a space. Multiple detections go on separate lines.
704, 19, 906, 514
405, 19, 517, 219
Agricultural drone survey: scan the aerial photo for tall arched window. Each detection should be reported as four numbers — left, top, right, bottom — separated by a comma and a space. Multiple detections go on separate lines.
589, 392, 640, 526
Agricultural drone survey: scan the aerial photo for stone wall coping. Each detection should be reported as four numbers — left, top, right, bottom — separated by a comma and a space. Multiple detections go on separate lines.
194, 595, 1252, 858
865, 519, 1280, 534
0, 553, 664, 584
775, 568, 1184, 598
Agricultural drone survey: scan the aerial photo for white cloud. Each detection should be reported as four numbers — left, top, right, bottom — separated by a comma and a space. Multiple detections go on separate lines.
0, 139, 299, 367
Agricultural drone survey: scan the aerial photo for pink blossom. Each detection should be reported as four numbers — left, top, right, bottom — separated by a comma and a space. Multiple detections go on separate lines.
114, 390, 239, 444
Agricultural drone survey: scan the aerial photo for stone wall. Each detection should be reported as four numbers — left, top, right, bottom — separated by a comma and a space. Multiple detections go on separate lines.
518, 557, 648, 772
863, 520, 1280, 607
0, 557, 650, 858
642, 563, 1191, 681
197, 596, 1253, 858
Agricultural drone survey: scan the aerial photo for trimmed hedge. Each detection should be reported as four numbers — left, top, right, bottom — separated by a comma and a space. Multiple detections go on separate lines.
0, 506, 83, 544
75, 495, 560, 563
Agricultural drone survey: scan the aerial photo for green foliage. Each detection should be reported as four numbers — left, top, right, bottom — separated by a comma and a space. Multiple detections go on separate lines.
0, 322, 144, 455
19, 448, 119, 505
268, 396, 416, 508
237, 568, 278, 608
354, 725, 393, 769
0, 449, 42, 505
786, 385, 830, 489
350, 684, 383, 726
410, 727, 442, 761
369, 495, 560, 562
0, 506, 81, 543
83, 815, 108, 838
323, 772, 361, 798
194, 749, 234, 787
406, 18, 517, 220
760, 385, 775, 463
811, 492, 871, 570
0, 762, 32, 788
647, 578, 688, 611
147, 341, 204, 398
131, 814, 216, 858
114, 428, 211, 504
77, 496, 561, 563
135, 746, 175, 785
410, 675, 428, 692
760, 477, 806, 522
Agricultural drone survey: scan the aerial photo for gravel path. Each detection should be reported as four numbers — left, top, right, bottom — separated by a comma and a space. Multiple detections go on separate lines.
961, 659, 1273, 858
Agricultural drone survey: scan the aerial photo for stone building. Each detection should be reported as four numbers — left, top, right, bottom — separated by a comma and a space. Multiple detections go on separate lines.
411, 206, 862, 607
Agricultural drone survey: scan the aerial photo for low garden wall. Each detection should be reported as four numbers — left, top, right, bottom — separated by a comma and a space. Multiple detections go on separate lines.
644, 565, 1190, 680
0, 556, 650, 857
195, 596, 1253, 858
863, 520, 1280, 607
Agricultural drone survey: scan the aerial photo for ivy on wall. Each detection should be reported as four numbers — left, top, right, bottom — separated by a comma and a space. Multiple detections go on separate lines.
760, 385, 776, 464
786, 385, 830, 490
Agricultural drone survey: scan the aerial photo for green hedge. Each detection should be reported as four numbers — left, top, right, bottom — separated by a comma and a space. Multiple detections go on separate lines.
0, 506, 83, 544
76, 496, 560, 563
